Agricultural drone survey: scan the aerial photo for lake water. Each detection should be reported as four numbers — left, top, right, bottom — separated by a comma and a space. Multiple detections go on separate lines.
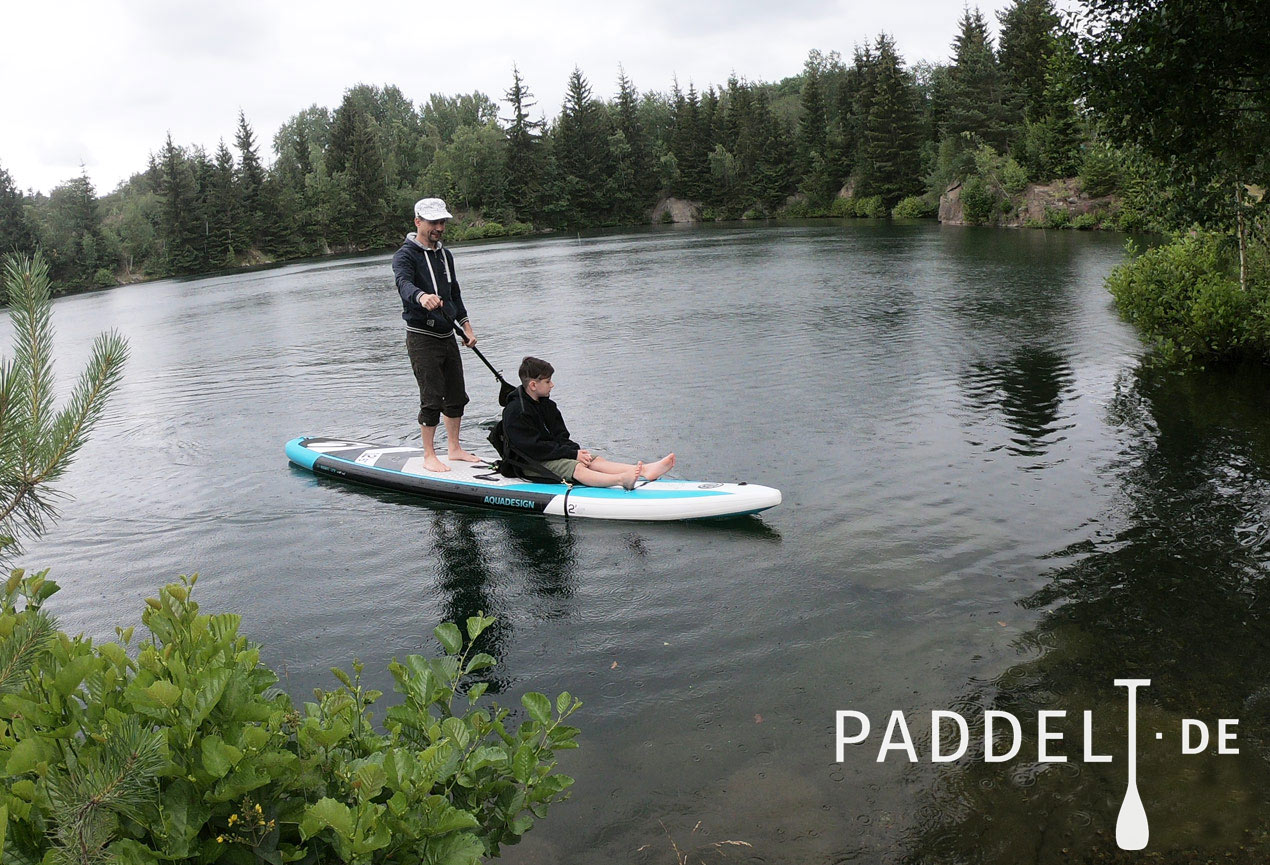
11, 222, 1270, 863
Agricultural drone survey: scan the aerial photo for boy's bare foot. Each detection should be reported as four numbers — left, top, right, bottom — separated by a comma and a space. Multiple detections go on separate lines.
448, 448, 482, 463
641, 453, 676, 481
620, 462, 643, 490
424, 455, 451, 472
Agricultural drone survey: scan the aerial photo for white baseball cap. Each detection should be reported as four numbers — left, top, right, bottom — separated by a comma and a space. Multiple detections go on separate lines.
414, 198, 453, 221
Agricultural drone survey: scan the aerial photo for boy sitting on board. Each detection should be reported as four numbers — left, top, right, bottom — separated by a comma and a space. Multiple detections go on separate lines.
500, 356, 675, 489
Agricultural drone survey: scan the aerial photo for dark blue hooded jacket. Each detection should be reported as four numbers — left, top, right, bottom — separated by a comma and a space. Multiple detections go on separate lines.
391, 234, 469, 337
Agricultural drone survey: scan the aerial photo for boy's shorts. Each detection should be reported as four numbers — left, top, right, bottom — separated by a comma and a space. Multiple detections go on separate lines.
539, 458, 578, 482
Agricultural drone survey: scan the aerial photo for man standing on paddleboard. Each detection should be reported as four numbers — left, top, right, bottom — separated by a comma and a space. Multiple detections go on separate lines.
392, 197, 481, 473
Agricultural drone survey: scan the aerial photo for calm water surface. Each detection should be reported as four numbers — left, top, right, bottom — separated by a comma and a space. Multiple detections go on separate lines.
12, 222, 1270, 863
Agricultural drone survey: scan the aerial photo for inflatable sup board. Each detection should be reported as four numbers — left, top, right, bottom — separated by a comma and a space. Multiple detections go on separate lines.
286, 437, 781, 521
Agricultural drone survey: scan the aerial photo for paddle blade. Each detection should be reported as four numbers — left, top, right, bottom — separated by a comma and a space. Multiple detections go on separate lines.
498, 381, 516, 406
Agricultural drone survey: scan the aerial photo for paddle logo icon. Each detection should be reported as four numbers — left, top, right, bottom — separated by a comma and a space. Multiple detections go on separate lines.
1114, 679, 1150, 850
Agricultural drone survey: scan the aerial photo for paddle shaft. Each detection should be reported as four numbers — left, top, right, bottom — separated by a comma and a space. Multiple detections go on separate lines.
432, 305, 515, 392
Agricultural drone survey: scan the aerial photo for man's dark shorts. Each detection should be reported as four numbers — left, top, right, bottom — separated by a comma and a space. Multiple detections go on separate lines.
406, 331, 468, 427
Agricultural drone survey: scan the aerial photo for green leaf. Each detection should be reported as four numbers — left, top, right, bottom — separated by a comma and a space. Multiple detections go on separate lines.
465, 746, 508, 772
242, 725, 270, 750
424, 832, 484, 865
0, 803, 7, 860
422, 795, 481, 835
384, 748, 415, 792
145, 679, 181, 708
353, 762, 387, 798
531, 773, 574, 798
109, 838, 162, 865
159, 779, 209, 857
463, 653, 495, 675
330, 666, 353, 689
555, 691, 573, 715
352, 817, 392, 855
387, 790, 410, 816
465, 614, 494, 641
3, 738, 45, 776
255, 847, 284, 865
201, 735, 242, 779
521, 692, 551, 725
211, 761, 271, 801
53, 654, 97, 696
512, 744, 534, 785
300, 797, 354, 840
187, 667, 231, 727
466, 682, 489, 705
441, 717, 471, 750
547, 725, 581, 749
434, 623, 462, 656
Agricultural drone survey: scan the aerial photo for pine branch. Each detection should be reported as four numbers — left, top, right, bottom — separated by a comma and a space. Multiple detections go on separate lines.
0, 253, 129, 560
0, 610, 57, 695
35, 331, 129, 486
3, 254, 56, 475
48, 719, 165, 865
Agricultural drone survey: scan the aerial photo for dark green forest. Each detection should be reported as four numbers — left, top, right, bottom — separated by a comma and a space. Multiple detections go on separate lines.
0, 1, 1106, 290
0, 0, 1265, 319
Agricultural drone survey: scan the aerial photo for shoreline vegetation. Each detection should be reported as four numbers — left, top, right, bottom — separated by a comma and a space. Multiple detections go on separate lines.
0, 0, 1265, 345
0, 3, 1173, 290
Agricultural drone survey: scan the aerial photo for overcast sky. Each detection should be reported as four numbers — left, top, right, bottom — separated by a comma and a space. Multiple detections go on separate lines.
2, 0, 1030, 196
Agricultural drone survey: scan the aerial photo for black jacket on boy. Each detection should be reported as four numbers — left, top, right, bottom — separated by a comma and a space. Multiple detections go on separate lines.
501, 386, 580, 472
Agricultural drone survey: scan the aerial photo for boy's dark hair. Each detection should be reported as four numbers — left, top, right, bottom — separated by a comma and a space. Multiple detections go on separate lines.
518, 356, 554, 385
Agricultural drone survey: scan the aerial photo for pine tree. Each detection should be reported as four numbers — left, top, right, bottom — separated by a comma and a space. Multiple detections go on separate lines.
609, 67, 654, 222
1018, 30, 1084, 179
504, 65, 544, 222
188, 147, 216, 272
746, 88, 794, 211
796, 52, 837, 206
273, 106, 330, 253
157, 134, 201, 274
208, 141, 238, 265
45, 171, 103, 288
0, 252, 128, 560
942, 7, 1017, 152
0, 163, 36, 257
324, 94, 390, 247
669, 82, 708, 201
553, 68, 612, 225
796, 52, 830, 178
997, 0, 1061, 123
861, 35, 924, 207
846, 42, 880, 184
345, 111, 388, 247
234, 110, 265, 251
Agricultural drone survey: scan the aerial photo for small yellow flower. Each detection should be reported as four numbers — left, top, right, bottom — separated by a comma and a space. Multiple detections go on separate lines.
255, 804, 263, 814
217, 836, 224, 844
228, 814, 238, 825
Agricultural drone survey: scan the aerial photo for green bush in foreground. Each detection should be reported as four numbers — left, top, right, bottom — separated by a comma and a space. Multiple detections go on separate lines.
0, 571, 579, 865
1107, 232, 1270, 364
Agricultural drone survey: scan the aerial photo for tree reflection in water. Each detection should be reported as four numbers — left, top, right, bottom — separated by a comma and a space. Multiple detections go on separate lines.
427, 511, 579, 694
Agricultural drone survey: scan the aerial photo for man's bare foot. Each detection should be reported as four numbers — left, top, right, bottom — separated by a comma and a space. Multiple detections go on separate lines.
641, 453, 676, 481
424, 455, 451, 472
448, 448, 482, 463
620, 462, 643, 490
